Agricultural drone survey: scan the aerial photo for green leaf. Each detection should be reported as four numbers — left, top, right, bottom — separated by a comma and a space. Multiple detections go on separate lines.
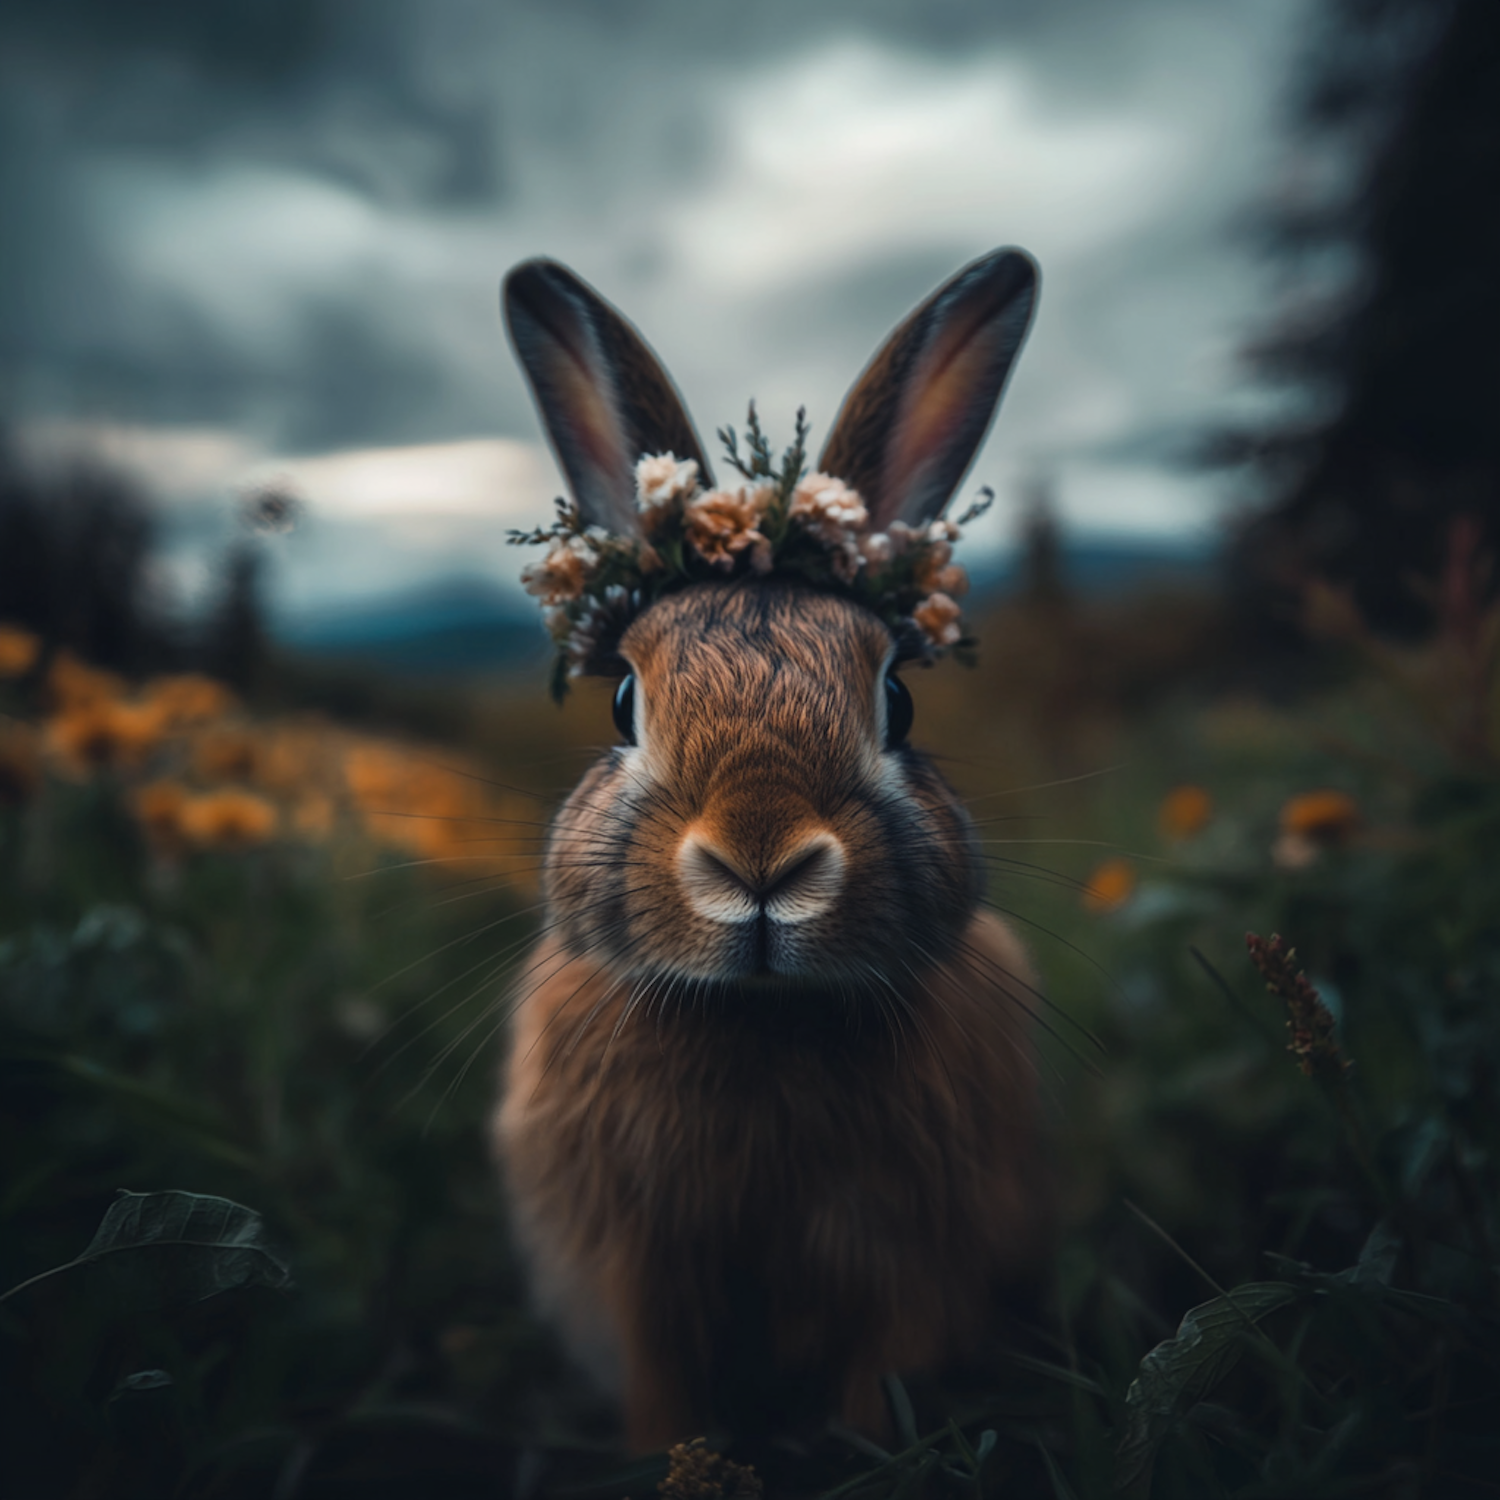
1348, 1216, 1400, 1286
883, 1373, 920, 1448
1004, 1349, 1106, 1396
1116, 1281, 1300, 1497
2, 1189, 293, 1309
1034, 1435, 1080, 1500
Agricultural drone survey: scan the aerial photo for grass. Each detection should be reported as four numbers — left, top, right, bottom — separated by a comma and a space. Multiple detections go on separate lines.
1, 563, 1497, 1498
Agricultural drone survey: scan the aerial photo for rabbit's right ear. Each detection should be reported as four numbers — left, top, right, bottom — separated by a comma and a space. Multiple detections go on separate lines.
503, 260, 713, 535
820, 248, 1038, 532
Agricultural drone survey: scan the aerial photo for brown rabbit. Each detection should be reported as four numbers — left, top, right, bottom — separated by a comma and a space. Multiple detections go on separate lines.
493, 250, 1049, 1449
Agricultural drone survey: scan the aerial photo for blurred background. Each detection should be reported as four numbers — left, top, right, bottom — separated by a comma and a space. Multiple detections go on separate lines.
2, 2, 1497, 1497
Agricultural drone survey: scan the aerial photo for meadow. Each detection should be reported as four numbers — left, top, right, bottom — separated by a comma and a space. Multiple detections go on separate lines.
1, 539, 1497, 1498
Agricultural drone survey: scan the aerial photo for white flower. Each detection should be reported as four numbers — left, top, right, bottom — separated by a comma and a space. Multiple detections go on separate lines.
927, 519, 961, 543
635, 453, 700, 523
860, 532, 894, 566
789, 472, 868, 544
886, 521, 921, 555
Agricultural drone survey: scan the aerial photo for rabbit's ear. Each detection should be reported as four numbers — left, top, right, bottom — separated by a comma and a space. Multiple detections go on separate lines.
503, 260, 713, 535
819, 248, 1037, 532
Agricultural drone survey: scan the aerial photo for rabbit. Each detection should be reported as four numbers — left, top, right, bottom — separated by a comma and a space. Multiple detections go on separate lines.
492, 249, 1050, 1450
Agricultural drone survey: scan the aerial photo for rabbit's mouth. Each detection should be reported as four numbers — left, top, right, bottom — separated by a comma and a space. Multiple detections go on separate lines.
663, 972, 903, 1042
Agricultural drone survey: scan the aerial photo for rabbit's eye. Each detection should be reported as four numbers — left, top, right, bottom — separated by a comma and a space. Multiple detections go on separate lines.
884, 672, 913, 748
612, 674, 638, 745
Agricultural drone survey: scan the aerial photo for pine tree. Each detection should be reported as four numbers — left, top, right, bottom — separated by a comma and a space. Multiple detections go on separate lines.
1233, 0, 1500, 633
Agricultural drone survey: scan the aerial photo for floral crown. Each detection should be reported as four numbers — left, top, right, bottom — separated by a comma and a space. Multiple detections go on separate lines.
509, 406, 991, 700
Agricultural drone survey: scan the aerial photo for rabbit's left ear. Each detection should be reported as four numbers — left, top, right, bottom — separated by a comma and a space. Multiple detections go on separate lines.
819, 248, 1038, 532
503, 259, 713, 535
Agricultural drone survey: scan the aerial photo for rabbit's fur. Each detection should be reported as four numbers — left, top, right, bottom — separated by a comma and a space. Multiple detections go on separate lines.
493, 252, 1048, 1448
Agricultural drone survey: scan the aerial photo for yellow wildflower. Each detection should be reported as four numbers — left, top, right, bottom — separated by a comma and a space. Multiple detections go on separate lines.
658, 1438, 762, 1500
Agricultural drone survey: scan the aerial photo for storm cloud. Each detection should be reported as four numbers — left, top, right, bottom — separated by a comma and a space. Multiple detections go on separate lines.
0, 0, 1312, 616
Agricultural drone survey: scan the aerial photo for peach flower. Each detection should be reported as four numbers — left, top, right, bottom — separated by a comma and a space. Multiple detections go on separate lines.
912, 591, 964, 648
685, 485, 774, 572
915, 540, 969, 599
520, 534, 599, 605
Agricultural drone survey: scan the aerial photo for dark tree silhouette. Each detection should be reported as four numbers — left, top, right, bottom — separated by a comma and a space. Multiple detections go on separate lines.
0, 442, 173, 672
1231, 0, 1500, 633
204, 541, 267, 693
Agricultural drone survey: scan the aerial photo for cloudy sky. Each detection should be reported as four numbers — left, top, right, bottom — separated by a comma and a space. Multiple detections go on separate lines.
1, 0, 1313, 624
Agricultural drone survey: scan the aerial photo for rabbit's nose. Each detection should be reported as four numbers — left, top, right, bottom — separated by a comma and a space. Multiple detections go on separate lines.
678, 830, 845, 926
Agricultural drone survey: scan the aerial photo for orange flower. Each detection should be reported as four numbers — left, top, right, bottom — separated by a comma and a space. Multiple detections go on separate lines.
176, 788, 277, 848
292, 794, 335, 839
47, 651, 125, 711
192, 726, 259, 782
144, 673, 234, 727
0, 623, 41, 678
0, 721, 41, 805
1082, 856, 1136, 913
1279, 789, 1359, 840
47, 698, 167, 773
343, 739, 534, 886
912, 592, 963, 648
255, 725, 332, 795
344, 743, 411, 810
132, 780, 191, 855
1159, 784, 1212, 840
1274, 789, 1360, 870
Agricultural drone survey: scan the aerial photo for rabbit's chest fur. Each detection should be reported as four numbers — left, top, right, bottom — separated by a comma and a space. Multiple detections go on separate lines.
493, 909, 1042, 1444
